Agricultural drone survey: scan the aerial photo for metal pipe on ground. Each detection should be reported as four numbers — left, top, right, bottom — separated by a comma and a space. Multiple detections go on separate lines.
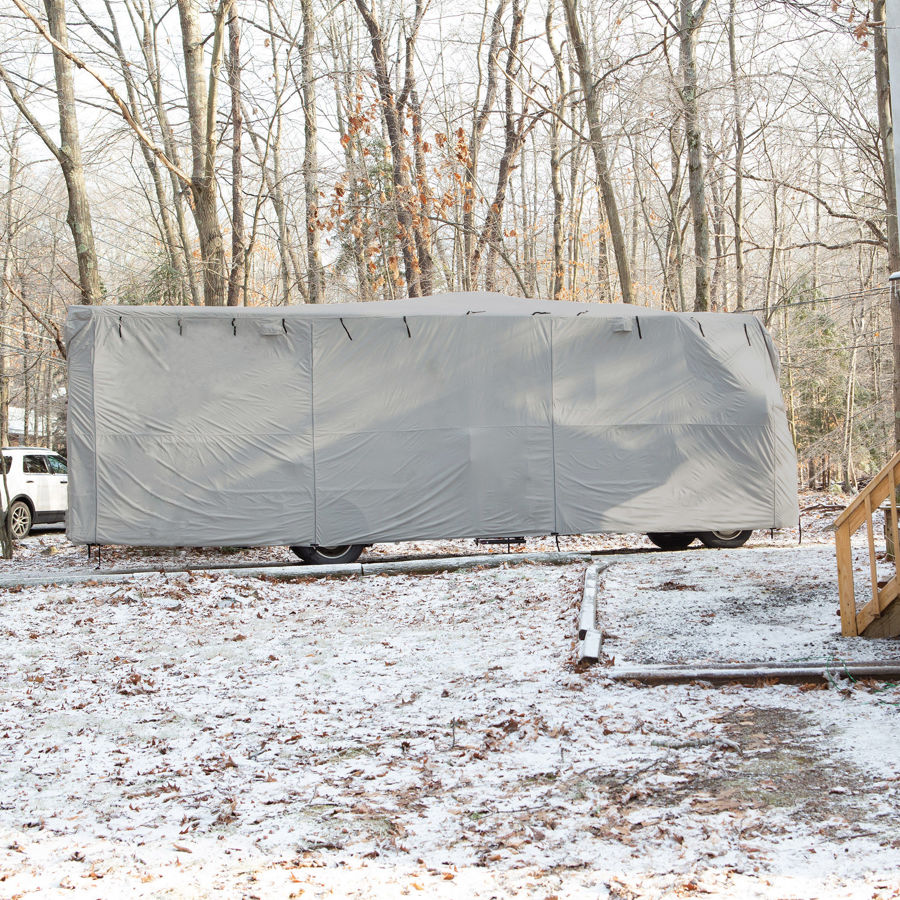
609, 663, 900, 685
0, 550, 594, 590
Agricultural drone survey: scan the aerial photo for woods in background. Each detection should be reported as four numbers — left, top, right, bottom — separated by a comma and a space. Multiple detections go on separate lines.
0, 0, 893, 486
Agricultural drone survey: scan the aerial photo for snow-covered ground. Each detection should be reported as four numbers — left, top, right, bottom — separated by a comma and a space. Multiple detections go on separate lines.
2, 494, 900, 897
599, 545, 900, 667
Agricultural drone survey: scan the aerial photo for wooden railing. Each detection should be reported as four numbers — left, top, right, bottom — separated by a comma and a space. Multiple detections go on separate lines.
834, 448, 900, 637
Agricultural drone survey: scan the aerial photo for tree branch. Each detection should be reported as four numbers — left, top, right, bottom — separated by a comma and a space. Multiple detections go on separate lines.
9, 0, 192, 186
741, 170, 887, 246
3, 278, 67, 360
431, 215, 529, 295
0, 61, 64, 166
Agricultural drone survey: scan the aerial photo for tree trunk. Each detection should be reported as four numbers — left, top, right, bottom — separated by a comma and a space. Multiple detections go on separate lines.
138, 0, 202, 305
177, 0, 228, 306
353, 0, 429, 297
0, 128, 18, 557
568, 132, 585, 298
409, 87, 435, 294
329, 42, 373, 302
463, 0, 506, 291
783, 306, 797, 447
708, 147, 726, 311
226, 2, 245, 307
630, 137, 641, 282
21, 303, 29, 444
473, 0, 524, 290
728, 0, 745, 312
244, 106, 307, 304
842, 311, 866, 491
0, 126, 18, 452
300, 0, 325, 303
265, 3, 298, 304
664, 120, 686, 311
763, 180, 779, 322
679, 0, 712, 312
87, 0, 185, 301
875, 0, 900, 450
562, 0, 633, 304
546, 3, 566, 301
44, 0, 102, 304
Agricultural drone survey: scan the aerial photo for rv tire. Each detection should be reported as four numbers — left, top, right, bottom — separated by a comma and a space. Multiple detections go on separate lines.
646, 532, 696, 551
698, 530, 753, 549
290, 544, 365, 565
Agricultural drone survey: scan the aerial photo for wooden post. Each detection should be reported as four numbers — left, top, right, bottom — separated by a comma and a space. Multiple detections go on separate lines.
885, 502, 898, 563
865, 494, 879, 609
836, 523, 859, 636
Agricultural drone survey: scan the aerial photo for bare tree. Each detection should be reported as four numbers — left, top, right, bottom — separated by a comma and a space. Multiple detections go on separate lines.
874, 0, 900, 449
562, 0, 633, 303
131, 0, 202, 305
73, 0, 188, 303
353, 0, 433, 297
300, 0, 325, 303
471, 0, 527, 291
226, 1, 245, 307
177, 0, 230, 306
678, 0, 712, 312
728, 0, 746, 311
545, 2, 567, 301
462, 0, 506, 291
0, 0, 102, 305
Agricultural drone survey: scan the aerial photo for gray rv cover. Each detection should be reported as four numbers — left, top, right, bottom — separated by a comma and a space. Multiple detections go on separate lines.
65, 294, 798, 546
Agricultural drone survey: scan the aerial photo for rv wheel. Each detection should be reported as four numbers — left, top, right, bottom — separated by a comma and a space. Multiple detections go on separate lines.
646, 532, 696, 551
698, 530, 752, 549
290, 544, 365, 565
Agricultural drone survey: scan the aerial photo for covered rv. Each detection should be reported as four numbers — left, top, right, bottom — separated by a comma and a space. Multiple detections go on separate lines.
65, 293, 798, 561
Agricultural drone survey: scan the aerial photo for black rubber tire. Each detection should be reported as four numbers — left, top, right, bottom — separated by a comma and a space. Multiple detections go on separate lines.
8, 499, 33, 539
698, 529, 753, 549
646, 532, 696, 551
289, 544, 365, 565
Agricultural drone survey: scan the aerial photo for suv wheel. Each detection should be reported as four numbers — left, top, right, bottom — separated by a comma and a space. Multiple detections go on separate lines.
8, 500, 33, 539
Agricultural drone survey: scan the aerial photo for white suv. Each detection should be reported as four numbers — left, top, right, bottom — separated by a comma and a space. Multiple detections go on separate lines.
1, 447, 68, 538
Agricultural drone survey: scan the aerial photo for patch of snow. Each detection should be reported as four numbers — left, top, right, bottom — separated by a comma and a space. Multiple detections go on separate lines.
1, 493, 899, 896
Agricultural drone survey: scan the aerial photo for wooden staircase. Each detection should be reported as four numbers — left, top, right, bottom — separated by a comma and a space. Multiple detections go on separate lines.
834, 448, 900, 637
